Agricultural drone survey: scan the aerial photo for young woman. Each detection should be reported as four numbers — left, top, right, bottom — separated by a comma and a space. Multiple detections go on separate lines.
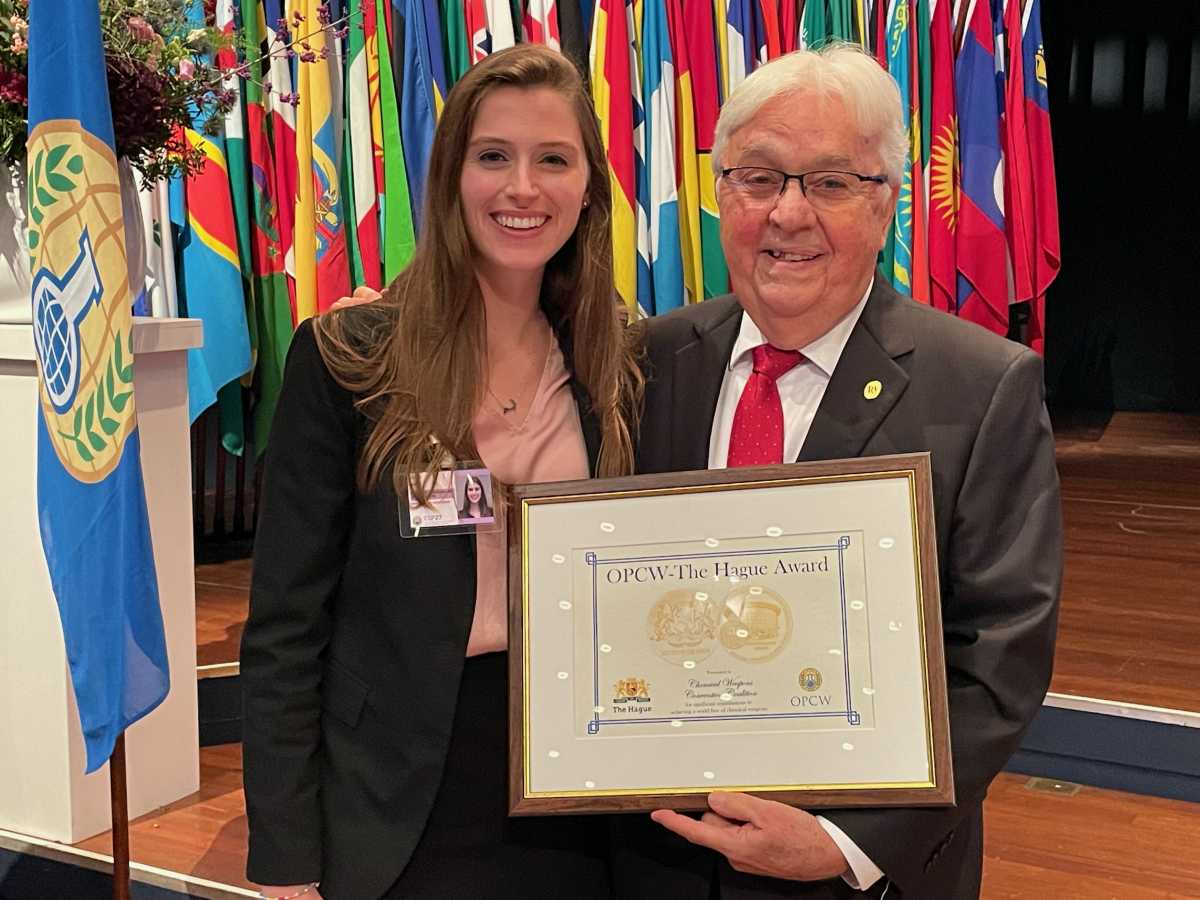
241, 46, 642, 900
457, 473, 493, 521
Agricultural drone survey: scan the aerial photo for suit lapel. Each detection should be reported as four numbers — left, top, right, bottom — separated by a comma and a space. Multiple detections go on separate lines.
669, 298, 742, 471
798, 278, 915, 463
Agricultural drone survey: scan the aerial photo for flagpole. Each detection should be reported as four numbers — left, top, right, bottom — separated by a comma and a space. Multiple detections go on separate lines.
110, 734, 131, 900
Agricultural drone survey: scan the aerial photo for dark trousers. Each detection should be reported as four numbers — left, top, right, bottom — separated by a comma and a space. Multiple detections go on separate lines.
383, 652, 611, 899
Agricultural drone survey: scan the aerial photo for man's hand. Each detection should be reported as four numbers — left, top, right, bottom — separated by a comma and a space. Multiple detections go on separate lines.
651, 792, 850, 882
328, 285, 383, 312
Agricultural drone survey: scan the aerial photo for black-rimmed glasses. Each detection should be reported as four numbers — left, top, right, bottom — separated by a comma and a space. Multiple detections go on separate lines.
720, 166, 889, 210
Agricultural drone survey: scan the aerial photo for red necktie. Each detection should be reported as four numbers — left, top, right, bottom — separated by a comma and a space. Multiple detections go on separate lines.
726, 344, 804, 467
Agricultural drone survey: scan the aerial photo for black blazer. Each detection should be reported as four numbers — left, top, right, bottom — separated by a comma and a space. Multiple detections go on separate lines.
619, 279, 1063, 900
241, 315, 602, 899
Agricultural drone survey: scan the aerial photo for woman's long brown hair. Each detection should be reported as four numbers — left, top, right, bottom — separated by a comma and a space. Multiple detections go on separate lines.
312, 45, 642, 498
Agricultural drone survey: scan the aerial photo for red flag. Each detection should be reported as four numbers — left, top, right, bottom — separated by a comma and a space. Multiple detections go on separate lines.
1002, 0, 1036, 308
955, 0, 1008, 336
926, 0, 956, 313
1021, 0, 1059, 353
780, 0, 796, 54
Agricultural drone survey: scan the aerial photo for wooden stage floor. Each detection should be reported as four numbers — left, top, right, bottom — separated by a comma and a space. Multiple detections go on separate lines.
57, 410, 1199, 897
71, 743, 1200, 898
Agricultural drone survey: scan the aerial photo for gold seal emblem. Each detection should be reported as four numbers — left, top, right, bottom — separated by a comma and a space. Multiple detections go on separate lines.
646, 589, 720, 666
613, 678, 651, 701
718, 584, 792, 663
28, 122, 136, 483
798, 667, 823, 692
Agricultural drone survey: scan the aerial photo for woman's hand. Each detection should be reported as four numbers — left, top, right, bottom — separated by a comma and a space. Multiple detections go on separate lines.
327, 285, 383, 312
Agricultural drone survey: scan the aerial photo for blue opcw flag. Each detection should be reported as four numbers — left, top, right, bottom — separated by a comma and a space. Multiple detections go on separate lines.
27, 0, 170, 773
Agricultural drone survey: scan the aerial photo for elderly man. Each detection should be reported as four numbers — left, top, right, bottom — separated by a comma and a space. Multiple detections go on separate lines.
616, 44, 1062, 900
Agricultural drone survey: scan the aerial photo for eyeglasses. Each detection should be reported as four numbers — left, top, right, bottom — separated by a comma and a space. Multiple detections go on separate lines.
719, 166, 889, 210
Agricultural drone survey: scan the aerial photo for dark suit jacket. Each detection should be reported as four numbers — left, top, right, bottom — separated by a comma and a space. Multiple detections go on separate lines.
618, 279, 1062, 900
241, 315, 603, 899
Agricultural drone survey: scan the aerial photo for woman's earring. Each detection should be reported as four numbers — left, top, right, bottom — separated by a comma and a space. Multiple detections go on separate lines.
582, 198, 590, 209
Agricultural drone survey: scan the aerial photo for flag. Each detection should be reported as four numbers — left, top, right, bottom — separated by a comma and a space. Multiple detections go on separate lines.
524, 0, 562, 50
955, 0, 1008, 334
486, 0, 517, 50
908, 0, 931, 302
684, 0, 728, 298
293, 0, 352, 318
629, 1, 653, 317
242, 0, 295, 452
667, 0, 704, 304
398, 0, 445, 240
800, 0, 828, 49
642, 0, 684, 313
885, 0, 913, 294
926, 0, 957, 313
376, 0, 417, 274
264, 0, 299, 320
756, 0, 782, 60
1020, 0, 1060, 352
27, 0, 169, 773
347, 0, 384, 288
442, 0, 471, 83
590, 0, 639, 313
216, 0, 254, 457
830, 0, 856, 42
725, 0, 754, 94
780, 0, 796, 54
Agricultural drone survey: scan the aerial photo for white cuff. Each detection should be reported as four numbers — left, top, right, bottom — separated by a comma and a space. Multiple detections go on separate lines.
815, 815, 885, 890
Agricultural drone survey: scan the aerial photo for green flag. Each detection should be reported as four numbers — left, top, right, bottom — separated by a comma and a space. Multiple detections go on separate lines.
441, 0, 470, 84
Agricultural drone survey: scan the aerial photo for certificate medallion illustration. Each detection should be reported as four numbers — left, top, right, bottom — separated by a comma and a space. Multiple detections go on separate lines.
646, 589, 720, 665
718, 584, 792, 663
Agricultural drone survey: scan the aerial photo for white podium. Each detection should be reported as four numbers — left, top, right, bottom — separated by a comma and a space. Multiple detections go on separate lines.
0, 317, 203, 843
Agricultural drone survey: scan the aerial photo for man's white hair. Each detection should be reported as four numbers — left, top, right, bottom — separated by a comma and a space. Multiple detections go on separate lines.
712, 42, 908, 187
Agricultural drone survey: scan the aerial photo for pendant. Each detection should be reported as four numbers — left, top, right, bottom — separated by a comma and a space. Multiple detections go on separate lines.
501, 398, 517, 414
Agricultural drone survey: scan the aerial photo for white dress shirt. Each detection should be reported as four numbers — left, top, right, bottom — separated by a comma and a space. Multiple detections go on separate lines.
706, 282, 884, 892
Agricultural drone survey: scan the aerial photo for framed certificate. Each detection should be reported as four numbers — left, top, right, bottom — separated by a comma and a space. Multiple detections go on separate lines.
507, 453, 953, 814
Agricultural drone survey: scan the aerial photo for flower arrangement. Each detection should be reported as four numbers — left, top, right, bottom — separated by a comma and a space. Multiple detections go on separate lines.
0, 0, 237, 185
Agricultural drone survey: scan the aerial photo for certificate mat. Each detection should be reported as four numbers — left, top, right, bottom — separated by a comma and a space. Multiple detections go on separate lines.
507, 454, 952, 814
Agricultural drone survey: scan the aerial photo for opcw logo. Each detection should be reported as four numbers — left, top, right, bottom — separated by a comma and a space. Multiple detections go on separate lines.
28, 121, 136, 483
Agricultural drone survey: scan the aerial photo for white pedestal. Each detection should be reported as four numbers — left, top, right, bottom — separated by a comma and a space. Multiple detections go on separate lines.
0, 317, 204, 843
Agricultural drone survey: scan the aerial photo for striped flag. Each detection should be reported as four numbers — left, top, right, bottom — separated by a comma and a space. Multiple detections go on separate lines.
376, 0, 416, 274
524, 0, 562, 50
398, 0, 446, 241
667, 0, 703, 304
1019, 0, 1059, 352
955, 0, 1008, 334
442, 0, 471, 83
724, 0, 755, 94
908, 0, 931, 302
885, 0, 914, 295
347, 0, 384, 288
926, 0, 957, 313
685, 0, 728, 298
264, 0, 299, 319
292, 0, 352, 317
641, 0, 683, 313
590, 0, 639, 313
27, 0, 169, 773
799, 0, 828, 49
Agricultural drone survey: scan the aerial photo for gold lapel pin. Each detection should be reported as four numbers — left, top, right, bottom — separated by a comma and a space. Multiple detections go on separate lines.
863, 380, 882, 400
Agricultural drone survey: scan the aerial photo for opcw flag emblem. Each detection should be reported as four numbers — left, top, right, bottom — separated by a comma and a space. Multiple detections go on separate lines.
28, 122, 136, 484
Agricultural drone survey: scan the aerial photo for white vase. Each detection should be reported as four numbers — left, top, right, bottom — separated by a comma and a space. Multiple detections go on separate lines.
0, 160, 31, 324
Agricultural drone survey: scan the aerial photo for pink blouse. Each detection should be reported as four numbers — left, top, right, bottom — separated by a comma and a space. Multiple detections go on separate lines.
466, 339, 589, 656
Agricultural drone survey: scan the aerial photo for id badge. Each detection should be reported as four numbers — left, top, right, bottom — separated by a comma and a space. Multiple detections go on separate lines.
399, 462, 500, 538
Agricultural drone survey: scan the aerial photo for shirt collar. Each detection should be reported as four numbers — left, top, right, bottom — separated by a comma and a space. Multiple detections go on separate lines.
729, 279, 874, 377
